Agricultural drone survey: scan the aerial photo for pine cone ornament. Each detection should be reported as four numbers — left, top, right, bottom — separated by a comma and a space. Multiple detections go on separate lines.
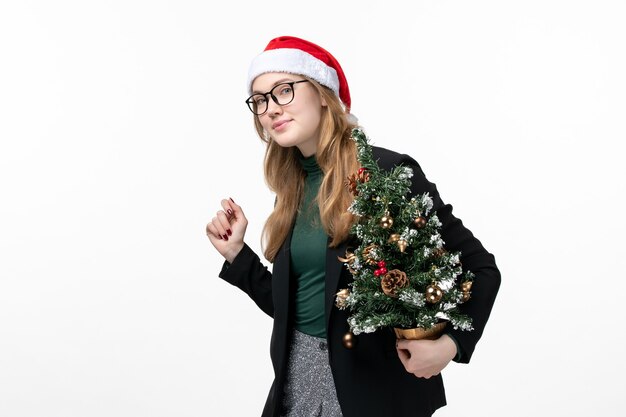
346, 174, 359, 196
345, 168, 370, 197
381, 269, 409, 297
362, 244, 379, 265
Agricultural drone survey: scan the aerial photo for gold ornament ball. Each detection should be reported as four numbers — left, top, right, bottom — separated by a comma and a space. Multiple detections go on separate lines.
396, 239, 408, 253
343, 332, 357, 349
379, 214, 394, 229
461, 281, 473, 292
425, 284, 443, 304
413, 216, 427, 229
461, 292, 471, 303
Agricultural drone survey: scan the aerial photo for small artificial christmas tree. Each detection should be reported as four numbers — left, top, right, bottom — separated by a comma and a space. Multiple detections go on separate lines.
335, 128, 474, 339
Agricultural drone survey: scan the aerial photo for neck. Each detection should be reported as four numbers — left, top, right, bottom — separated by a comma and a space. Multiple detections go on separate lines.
298, 143, 317, 158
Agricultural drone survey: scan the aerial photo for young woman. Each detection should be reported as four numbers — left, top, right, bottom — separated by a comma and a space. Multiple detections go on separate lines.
205, 36, 501, 417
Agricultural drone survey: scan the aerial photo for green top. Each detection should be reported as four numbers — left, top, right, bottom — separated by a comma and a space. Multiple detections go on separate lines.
290, 154, 328, 338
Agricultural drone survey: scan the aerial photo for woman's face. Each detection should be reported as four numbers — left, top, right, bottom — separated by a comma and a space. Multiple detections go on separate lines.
251, 72, 326, 157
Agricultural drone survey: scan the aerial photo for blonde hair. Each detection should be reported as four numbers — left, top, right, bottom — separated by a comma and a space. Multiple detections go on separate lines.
254, 78, 359, 262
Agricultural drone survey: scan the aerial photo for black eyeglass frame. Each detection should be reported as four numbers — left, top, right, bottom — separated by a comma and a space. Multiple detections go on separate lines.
245, 79, 310, 115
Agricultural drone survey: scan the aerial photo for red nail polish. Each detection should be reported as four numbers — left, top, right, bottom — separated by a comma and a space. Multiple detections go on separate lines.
217, 234, 222, 240
229, 197, 235, 203
227, 209, 233, 216
223, 234, 229, 241
227, 229, 232, 236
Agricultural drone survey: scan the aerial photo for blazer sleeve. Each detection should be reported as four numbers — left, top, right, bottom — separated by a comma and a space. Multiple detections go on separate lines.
218, 243, 274, 318
399, 153, 501, 364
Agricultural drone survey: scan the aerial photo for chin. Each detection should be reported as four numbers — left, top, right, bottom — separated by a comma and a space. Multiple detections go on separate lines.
271, 135, 300, 149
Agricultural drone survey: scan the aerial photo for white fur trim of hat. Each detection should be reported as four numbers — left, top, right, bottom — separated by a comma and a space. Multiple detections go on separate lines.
247, 48, 340, 96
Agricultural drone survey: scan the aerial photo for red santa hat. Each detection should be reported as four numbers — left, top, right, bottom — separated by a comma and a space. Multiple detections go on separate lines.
247, 36, 351, 112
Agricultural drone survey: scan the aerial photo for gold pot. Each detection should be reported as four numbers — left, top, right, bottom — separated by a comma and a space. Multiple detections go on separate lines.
393, 322, 447, 340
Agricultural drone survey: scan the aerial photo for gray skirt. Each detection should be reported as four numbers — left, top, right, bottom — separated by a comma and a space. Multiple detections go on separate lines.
280, 329, 343, 417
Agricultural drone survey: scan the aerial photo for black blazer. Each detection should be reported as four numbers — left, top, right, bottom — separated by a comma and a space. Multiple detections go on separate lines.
219, 146, 501, 417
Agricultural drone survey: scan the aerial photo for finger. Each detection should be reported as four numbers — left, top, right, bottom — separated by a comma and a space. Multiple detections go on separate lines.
397, 348, 410, 367
223, 197, 245, 219
396, 339, 411, 350
205, 222, 222, 240
216, 211, 233, 237
220, 200, 236, 222
210, 216, 227, 240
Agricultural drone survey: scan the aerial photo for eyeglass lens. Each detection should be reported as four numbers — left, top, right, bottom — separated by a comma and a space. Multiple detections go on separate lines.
247, 83, 297, 115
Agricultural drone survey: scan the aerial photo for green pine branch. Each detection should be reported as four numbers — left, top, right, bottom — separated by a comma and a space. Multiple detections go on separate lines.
338, 127, 474, 335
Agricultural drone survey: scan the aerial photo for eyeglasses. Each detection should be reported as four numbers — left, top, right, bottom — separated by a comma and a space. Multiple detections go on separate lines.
245, 80, 310, 115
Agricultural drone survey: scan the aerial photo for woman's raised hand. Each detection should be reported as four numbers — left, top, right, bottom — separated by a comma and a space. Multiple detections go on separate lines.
205, 197, 248, 263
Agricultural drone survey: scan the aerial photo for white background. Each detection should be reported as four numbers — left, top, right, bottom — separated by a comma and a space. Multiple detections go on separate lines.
1, 1, 625, 416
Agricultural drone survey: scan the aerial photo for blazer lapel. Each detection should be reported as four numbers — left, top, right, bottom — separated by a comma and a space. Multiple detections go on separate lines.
325, 238, 350, 332
273, 228, 294, 323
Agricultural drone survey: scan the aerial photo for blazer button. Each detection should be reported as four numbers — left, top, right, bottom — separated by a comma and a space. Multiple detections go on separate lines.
319, 341, 327, 351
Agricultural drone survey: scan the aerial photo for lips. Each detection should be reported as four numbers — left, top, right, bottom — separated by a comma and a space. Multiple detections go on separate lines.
272, 119, 291, 131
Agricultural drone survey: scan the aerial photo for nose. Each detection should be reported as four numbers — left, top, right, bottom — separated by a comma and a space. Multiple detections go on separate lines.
265, 95, 283, 116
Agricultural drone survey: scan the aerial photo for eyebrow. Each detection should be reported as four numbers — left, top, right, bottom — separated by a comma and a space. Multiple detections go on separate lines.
252, 77, 302, 94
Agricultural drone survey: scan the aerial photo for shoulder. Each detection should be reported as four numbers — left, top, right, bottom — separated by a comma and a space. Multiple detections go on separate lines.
371, 145, 422, 172
371, 145, 436, 198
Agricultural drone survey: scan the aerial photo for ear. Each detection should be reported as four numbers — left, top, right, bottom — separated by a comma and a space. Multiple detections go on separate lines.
321, 96, 328, 107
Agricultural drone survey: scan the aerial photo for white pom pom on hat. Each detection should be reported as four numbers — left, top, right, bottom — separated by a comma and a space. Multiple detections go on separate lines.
247, 36, 352, 112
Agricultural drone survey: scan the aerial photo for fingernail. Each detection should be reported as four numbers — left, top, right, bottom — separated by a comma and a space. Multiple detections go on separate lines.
227, 209, 233, 216
227, 229, 232, 236
217, 234, 222, 240
223, 234, 229, 241
229, 197, 235, 203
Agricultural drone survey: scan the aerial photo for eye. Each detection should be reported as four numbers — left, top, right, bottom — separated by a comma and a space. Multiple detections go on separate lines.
253, 95, 267, 105
277, 85, 293, 96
